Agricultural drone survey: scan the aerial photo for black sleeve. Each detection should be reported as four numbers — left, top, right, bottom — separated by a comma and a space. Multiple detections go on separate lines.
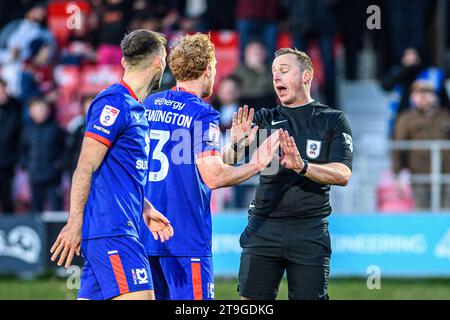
329, 112, 353, 170
252, 108, 268, 126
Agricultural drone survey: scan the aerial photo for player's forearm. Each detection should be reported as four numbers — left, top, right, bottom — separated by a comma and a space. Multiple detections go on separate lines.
221, 143, 242, 165
301, 162, 351, 186
68, 165, 93, 227
209, 162, 260, 189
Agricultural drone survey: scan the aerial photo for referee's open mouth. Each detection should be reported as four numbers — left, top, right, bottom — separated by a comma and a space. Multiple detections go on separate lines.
276, 85, 288, 97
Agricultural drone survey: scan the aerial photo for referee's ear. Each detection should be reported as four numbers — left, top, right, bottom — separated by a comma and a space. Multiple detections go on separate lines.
121, 57, 126, 69
302, 69, 313, 84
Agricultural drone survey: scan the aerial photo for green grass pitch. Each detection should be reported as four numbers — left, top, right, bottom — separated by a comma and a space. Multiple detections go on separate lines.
0, 276, 449, 300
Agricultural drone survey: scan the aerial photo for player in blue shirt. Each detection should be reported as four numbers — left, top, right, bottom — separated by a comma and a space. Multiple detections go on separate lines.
50, 30, 173, 300
140, 33, 280, 300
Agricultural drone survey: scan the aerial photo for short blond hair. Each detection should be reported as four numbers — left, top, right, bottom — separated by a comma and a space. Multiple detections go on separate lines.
274, 48, 313, 72
168, 33, 215, 82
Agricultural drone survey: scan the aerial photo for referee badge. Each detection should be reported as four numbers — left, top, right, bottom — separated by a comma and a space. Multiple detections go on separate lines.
306, 139, 321, 159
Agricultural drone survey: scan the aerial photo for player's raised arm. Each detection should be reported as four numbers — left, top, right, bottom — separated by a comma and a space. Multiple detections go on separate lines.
50, 137, 108, 268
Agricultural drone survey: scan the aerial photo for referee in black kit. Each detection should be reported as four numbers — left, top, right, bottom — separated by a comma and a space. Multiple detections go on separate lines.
235, 48, 353, 300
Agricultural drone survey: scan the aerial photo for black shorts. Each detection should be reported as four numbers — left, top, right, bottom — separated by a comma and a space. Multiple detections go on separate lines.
238, 214, 331, 300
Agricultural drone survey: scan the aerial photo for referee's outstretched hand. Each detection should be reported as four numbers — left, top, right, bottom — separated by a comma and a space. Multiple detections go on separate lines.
280, 130, 305, 173
231, 105, 259, 148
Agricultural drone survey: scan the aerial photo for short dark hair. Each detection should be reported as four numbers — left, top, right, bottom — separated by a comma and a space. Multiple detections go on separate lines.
274, 48, 313, 72
120, 29, 166, 67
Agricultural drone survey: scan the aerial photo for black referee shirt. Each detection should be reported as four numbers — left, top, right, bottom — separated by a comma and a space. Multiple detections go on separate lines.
252, 100, 353, 219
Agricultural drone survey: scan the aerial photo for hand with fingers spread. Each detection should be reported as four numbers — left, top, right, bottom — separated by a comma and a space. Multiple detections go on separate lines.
231, 105, 259, 148
50, 220, 82, 268
143, 205, 174, 243
250, 129, 281, 171
279, 130, 305, 173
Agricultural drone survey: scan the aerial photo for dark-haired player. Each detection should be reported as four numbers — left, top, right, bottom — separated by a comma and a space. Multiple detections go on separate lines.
50, 30, 173, 300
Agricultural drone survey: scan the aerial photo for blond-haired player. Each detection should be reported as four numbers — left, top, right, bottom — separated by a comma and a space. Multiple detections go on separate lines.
139, 33, 280, 300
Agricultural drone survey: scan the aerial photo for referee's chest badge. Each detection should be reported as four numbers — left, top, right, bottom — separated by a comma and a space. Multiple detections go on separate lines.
306, 139, 321, 159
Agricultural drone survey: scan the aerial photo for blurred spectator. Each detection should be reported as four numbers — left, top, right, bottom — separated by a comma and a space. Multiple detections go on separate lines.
21, 39, 56, 105
376, 169, 415, 213
392, 80, 450, 209
20, 97, 66, 212
65, 94, 94, 177
231, 41, 276, 109
387, 0, 434, 64
199, 0, 236, 31
381, 47, 450, 137
335, 0, 367, 80
160, 0, 207, 33
212, 75, 241, 132
235, 0, 280, 59
60, 12, 97, 65
0, 3, 56, 98
0, 78, 22, 214
96, 0, 133, 65
282, 0, 337, 107
0, 3, 56, 64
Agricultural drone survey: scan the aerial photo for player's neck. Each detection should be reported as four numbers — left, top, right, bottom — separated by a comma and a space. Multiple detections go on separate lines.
122, 72, 149, 102
175, 80, 203, 98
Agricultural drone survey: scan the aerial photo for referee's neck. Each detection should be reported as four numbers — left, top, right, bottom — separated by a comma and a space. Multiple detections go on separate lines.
284, 96, 314, 108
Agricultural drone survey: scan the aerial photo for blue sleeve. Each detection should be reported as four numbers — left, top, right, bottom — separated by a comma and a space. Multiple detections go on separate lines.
193, 109, 221, 159
85, 95, 128, 147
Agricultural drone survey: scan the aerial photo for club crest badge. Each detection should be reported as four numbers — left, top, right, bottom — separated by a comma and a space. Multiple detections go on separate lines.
306, 139, 321, 159
100, 105, 120, 127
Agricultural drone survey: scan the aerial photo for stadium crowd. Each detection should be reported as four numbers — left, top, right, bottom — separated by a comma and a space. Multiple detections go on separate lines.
0, 0, 449, 214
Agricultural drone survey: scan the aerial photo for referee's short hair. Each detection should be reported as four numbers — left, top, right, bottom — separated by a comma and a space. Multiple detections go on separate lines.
274, 48, 313, 72
120, 29, 166, 67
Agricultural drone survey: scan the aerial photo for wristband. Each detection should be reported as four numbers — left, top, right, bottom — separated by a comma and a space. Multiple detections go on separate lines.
298, 159, 308, 175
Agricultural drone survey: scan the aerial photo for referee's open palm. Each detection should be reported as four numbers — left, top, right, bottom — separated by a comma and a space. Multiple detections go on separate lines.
280, 130, 304, 172
231, 105, 258, 147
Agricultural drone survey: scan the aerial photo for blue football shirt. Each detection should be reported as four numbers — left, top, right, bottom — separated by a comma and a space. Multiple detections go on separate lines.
82, 80, 150, 240
140, 87, 221, 256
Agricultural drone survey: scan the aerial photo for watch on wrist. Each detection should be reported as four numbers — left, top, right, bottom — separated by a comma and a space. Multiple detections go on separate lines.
298, 159, 308, 175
